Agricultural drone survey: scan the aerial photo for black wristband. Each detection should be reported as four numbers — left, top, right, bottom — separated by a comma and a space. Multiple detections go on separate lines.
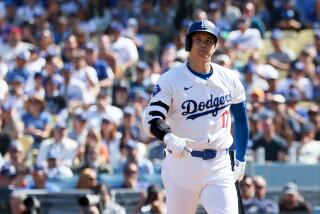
149, 118, 171, 141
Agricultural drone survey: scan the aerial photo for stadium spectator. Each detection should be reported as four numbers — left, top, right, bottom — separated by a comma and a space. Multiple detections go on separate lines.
240, 175, 261, 214
46, 149, 73, 179
77, 128, 109, 168
119, 161, 149, 191
22, 94, 52, 148
296, 122, 320, 164
59, 63, 89, 110
4, 140, 29, 188
68, 111, 89, 145
5, 49, 30, 85
253, 175, 279, 213
84, 42, 114, 92
75, 137, 112, 174
266, 28, 296, 71
95, 184, 126, 214
37, 120, 77, 167
251, 113, 288, 162
242, 1, 266, 38
0, 162, 17, 188
1, 101, 24, 141
27, 163, 60, 192
109, 21, 139, 79
271, 0, 303, 30
100, 114, 122, 168
87, 91, 123, 129
229, 16, 263, 51
138, 184, 166, 214
308, 105, 320, 140
279, 182, 312, 213
76, 168, 98, 190
119, 140, 154, 176
278, 61, 313, 101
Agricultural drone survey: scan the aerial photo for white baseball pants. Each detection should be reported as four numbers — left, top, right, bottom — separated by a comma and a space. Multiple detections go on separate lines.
161, 151, 238, 214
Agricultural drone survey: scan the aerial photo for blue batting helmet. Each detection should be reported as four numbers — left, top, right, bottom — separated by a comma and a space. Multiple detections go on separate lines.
185, 20, 219, 51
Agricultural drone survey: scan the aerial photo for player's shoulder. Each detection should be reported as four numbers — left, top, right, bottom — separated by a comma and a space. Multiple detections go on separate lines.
158, 63, 187, 82
211, 62, 239, 80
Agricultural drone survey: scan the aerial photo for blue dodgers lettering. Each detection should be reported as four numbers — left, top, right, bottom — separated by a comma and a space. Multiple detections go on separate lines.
181, 94, 232, 120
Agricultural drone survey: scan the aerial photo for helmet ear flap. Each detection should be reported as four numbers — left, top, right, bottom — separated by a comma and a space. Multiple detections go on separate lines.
185, 36, 192, 51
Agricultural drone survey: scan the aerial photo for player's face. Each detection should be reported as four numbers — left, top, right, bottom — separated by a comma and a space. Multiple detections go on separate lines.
190, 32, 216, 61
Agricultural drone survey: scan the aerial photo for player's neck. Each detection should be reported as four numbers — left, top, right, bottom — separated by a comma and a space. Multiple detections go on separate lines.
188, 60, 211, 74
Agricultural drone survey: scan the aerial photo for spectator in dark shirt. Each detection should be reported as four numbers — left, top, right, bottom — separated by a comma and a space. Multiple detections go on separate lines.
252, 115, 287, 162
279, 182, 312, 213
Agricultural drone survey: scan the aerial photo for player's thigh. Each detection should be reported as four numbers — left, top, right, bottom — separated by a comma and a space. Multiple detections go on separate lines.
162, 164, 199, 214
165, 180, 200, 214
200, 183, 238, 214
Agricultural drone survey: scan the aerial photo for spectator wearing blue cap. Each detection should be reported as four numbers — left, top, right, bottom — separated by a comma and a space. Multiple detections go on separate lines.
5, 50, 30, 85
84, 42, 114, 91
28, 163, 60, 192
130, 61, 152, 96
5, 74, 26, 118
37, 120, 78, 167
109, 20, 139, 79
118, 106, 142, 142
279, 182, 312, 213
120, 140, 154, 176
69, 111, 89, 145
44, 75, 67, 115
241, 63, 268, 103
277, 61, 313, 100
0, 163, 17, 188
229, 16, 263, 51
267, 28, 296, 71
207, 2, 232, 32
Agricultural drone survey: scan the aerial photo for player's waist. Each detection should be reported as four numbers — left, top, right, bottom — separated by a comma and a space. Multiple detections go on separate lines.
164, 148, 229, 160
190, 148, 229, 160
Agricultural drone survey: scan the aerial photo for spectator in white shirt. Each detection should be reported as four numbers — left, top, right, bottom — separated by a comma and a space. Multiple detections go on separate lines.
37, 121, 78, 167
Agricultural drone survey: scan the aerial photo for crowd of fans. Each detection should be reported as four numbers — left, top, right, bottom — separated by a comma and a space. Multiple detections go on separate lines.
0, 0, 319, 213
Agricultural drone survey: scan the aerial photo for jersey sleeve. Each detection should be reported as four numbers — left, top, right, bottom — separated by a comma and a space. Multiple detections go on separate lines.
230, 72, 246, 104
143, 74, 173, 138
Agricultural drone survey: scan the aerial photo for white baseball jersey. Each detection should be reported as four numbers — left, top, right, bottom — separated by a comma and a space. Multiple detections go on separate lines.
145, 62, 245, 150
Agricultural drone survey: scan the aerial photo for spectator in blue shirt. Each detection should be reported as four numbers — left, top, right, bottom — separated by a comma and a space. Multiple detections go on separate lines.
22, 95, 52, 148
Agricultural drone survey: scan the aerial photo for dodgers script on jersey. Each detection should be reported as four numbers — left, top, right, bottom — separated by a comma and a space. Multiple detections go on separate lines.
146, 62, 245, 151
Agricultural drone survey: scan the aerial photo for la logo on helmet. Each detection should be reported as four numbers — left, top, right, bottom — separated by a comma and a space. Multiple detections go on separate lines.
201, 21, 208, 29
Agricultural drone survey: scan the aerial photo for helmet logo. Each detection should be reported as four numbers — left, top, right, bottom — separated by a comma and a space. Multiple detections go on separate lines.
201, 21, 208, 29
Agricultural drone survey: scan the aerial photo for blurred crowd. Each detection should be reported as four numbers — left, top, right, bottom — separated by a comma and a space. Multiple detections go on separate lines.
0, 0, 319, 213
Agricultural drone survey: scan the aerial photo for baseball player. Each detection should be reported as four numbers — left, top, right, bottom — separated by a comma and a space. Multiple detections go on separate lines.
143, 20, 249, 214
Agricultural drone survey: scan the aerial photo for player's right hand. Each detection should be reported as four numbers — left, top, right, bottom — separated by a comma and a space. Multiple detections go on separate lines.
163, 133, 194, 159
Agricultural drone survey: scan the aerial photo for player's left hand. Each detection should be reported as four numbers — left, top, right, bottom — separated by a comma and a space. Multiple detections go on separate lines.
233, 159, 246, 182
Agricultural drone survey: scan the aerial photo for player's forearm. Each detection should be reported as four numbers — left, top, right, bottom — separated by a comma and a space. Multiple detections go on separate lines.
230, 102, 250, 161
